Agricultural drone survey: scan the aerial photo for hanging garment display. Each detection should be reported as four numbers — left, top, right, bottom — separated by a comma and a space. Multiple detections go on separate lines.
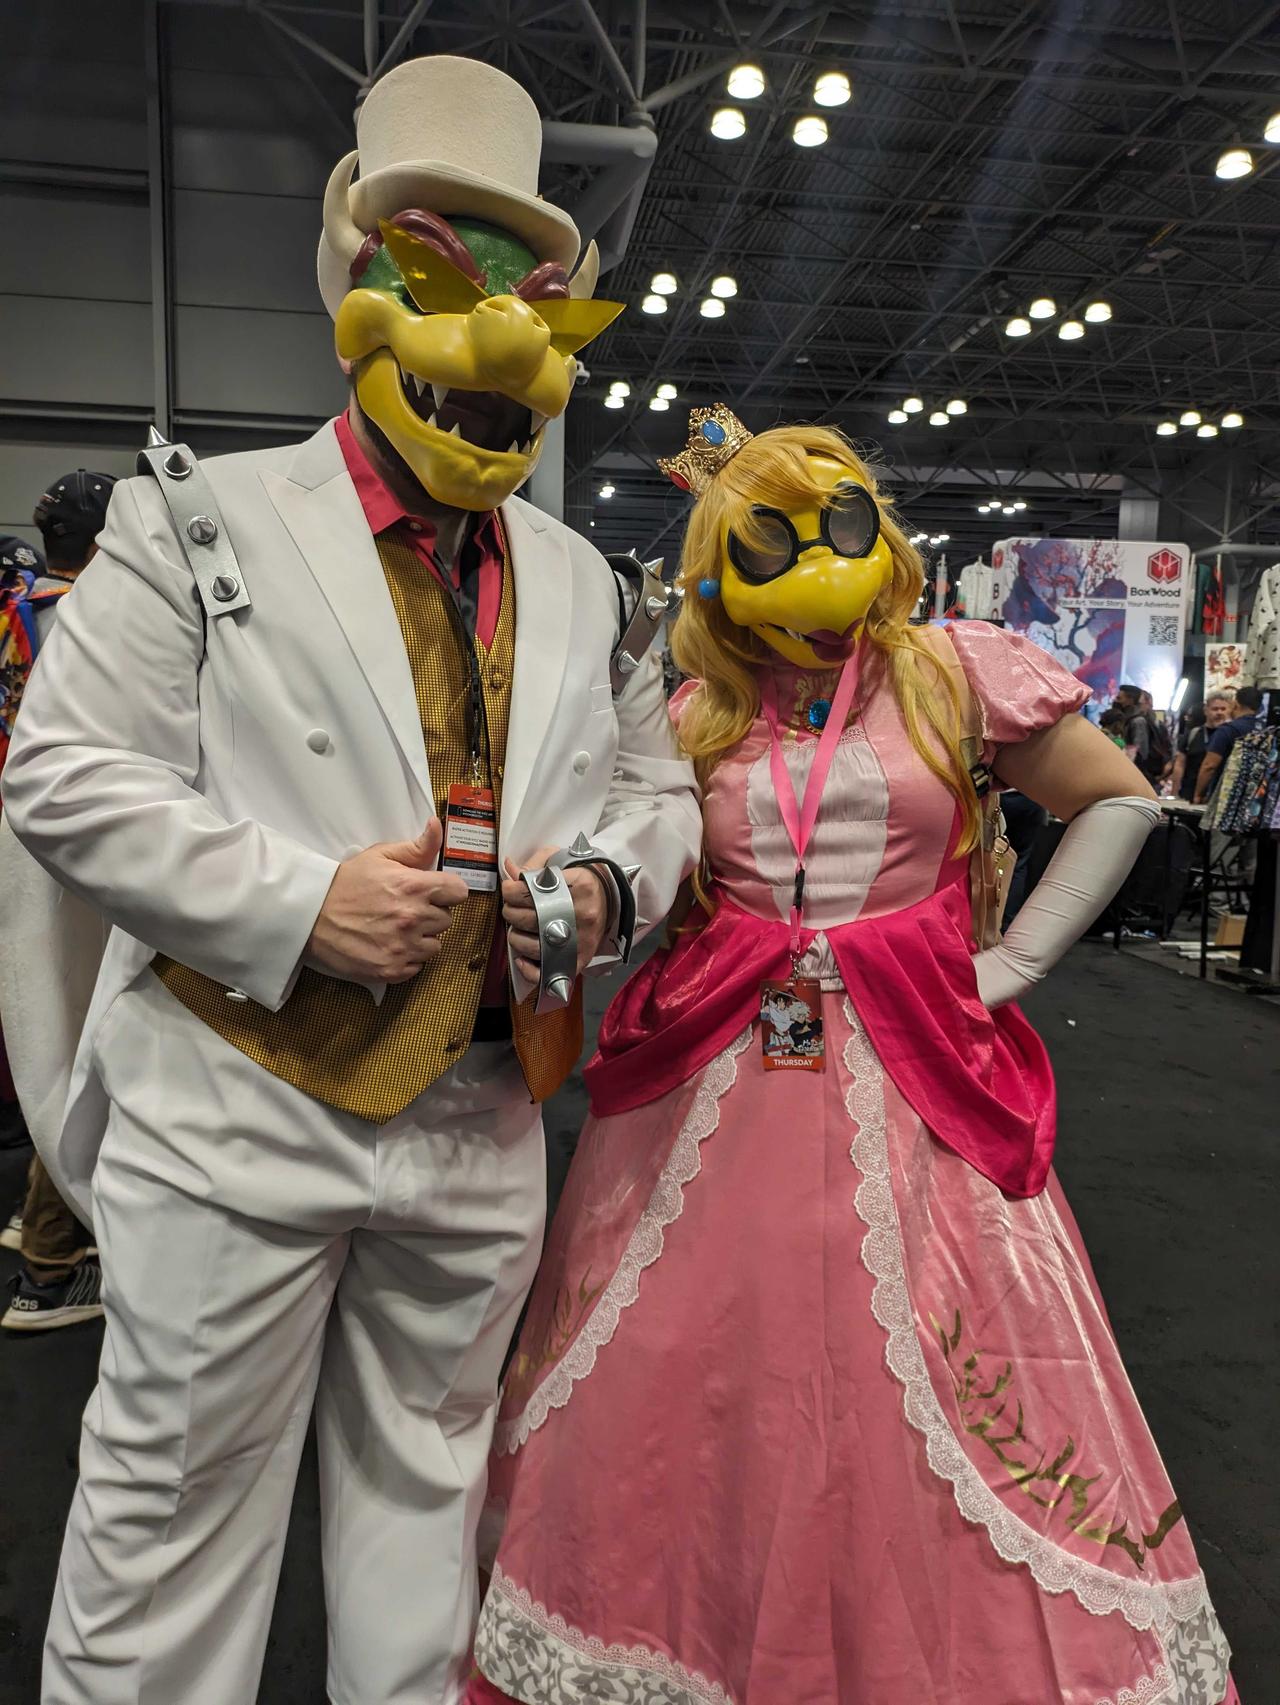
1247, 562, 1280, 689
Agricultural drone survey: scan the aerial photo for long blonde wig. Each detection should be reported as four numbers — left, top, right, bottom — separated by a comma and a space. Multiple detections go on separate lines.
670, 423, 980, 851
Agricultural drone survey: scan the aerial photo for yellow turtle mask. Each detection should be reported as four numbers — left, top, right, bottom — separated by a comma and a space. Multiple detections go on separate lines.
334, 211, 622, 511
661, 407, 895, 670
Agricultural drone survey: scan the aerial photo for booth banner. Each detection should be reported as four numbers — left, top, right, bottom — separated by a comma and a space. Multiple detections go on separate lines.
991, 536, 1189, 712
1205, 642, 1247, 696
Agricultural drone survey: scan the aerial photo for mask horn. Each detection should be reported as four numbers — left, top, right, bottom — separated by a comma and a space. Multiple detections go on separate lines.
322, 150, 365, 269
568, 240, 600, 301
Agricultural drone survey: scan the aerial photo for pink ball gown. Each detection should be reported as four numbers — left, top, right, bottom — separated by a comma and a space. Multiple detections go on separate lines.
468, 623, 1238, 1705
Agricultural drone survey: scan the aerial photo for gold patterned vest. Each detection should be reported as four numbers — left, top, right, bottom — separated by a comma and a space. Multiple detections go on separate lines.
154, 525, 582, 1121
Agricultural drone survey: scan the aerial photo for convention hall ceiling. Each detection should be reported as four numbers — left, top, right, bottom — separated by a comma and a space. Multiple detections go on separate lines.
172, 1, 1280, 562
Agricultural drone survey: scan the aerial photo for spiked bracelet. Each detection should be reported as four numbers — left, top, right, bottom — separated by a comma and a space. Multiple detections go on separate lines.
518, 833, 640, 1014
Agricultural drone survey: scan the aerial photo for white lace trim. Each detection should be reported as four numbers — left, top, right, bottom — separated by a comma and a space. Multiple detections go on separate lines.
476, 1566, 733, 1705
1099, 1664, 1174, 1705
495, 1028, 753, 1455
839, 998, 1223, 1644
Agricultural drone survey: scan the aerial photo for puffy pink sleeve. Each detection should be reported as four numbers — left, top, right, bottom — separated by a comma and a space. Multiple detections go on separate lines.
945, 621, 1090, 753
668, 677, 701, 729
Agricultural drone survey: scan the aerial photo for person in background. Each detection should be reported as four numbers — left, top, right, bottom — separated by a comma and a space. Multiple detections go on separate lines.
1193, 684, 1263, 804
0, 471, 116, 1330
1099, 707, 1128, 748
1170, 692, 1231, 801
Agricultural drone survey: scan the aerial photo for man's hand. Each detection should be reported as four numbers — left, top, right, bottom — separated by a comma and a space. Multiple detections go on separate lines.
501, 849, 609, 987
307, 818, 469, 984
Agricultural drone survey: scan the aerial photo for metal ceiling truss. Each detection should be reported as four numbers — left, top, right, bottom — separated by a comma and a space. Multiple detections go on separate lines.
149, 0, 1280, 563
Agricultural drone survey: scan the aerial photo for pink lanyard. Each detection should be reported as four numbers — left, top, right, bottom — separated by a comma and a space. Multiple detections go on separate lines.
759, 648, 862, 964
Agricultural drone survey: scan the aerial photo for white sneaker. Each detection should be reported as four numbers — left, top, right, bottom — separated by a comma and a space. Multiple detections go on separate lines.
0, 1211, 21, 1253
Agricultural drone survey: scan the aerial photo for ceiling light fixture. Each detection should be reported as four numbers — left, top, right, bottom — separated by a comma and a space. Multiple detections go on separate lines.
598, 483, 615, 499
608, 380, 630, 397
928, 410, 948, 425
903, 395, 924, 413
641, 293, 667, 315
1197, 423, 1219, 438
650, 271, 678, 295
699, 297, 726, 318
1221, 411, 1244, 429
656, 382, 678, 400
1002, 505, 1016, 516
1084, 300, 1112, 323
887, 408, 908, 425
936, 533, 950, 542
814, 70, 851, 107
604, 394, 624, 409
727, 63, 765, 99
1155, 421, 1177, 435
1179, 409, 1201, 427
1005, 316, 1032, 337
710, 274, 738, 299
1013, 500, 1027, 511
793, 115, 829, 148
1266, 113, 1280, 144
1216, 146, 1253, 180
977, 503, 990, 514
946, 398, 967, 415
1029, 296, 1056, 319
1058, 318, 1085, 340
648, 396, 670, 411
710, 107, 746, 141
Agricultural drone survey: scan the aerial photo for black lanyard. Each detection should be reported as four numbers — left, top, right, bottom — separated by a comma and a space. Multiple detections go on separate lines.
431, 542, 491, 786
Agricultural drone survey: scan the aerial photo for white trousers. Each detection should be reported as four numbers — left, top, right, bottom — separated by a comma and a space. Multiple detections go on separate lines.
43, 976, 546, 1705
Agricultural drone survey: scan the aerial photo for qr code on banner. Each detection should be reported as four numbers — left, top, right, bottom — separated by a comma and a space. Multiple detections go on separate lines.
1149, 613, 1179, 645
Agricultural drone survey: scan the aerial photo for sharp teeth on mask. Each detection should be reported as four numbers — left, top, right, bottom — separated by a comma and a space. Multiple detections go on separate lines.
520, 439, 532, 455
432, 383, 448, 412
506, 440, 520, 455
425, 411, 437, 429
408, 373, 424, 396
448, 421, 463, 438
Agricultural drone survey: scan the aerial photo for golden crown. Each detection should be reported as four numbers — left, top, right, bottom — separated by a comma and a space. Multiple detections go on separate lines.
657, 403, 753, 496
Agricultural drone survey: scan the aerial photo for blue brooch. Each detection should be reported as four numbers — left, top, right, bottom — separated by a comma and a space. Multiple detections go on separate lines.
807, 698, 831, 729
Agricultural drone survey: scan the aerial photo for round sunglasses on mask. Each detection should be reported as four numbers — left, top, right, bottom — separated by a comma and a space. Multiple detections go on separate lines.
727, 484, 881, 583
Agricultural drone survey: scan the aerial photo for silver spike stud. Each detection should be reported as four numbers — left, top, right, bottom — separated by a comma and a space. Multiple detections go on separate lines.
162, 449, 191, 481
545, 918, 571, 945
146, 424, 171, 448
211, 574, 240, 602
622, 864, 641, 887
569, 832, 594, 858
187, 515, 218, 546
644, 558, 665, 577
644, 595, 667, 619
534, 864, 561, 891
547, 974, 574, 1005
616, 651, 640, 675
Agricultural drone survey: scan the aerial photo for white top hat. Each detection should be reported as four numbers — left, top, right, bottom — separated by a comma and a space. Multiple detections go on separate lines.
317, 55, 580, 318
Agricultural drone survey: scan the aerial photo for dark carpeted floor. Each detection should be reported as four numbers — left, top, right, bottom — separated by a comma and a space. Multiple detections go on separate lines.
1, 942, 1276, 1702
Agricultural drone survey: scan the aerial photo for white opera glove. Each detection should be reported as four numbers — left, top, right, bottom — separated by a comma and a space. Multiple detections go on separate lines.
973, 795, 1160, 1009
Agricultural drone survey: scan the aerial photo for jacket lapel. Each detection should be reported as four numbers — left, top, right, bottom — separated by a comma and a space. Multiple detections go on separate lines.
260, 423, 432, 811
500, 497, 573, 853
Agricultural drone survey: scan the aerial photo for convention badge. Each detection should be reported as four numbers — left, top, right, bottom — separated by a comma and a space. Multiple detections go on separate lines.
758, 979, 825, 1072
442, 783, 498, 891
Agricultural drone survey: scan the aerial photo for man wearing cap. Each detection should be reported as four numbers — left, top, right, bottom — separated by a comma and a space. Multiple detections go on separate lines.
4, 57, 698, 1705
0, 472, 116, 1333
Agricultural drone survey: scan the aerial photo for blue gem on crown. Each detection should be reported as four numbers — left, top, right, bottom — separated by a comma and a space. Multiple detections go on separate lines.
701, 418, 727, 445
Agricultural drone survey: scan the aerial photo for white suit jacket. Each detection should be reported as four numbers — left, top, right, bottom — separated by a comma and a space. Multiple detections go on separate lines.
3, 420, 700, 1214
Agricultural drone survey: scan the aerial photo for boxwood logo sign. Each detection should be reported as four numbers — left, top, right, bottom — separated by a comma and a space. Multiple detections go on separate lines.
993, 536, 1190, 710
